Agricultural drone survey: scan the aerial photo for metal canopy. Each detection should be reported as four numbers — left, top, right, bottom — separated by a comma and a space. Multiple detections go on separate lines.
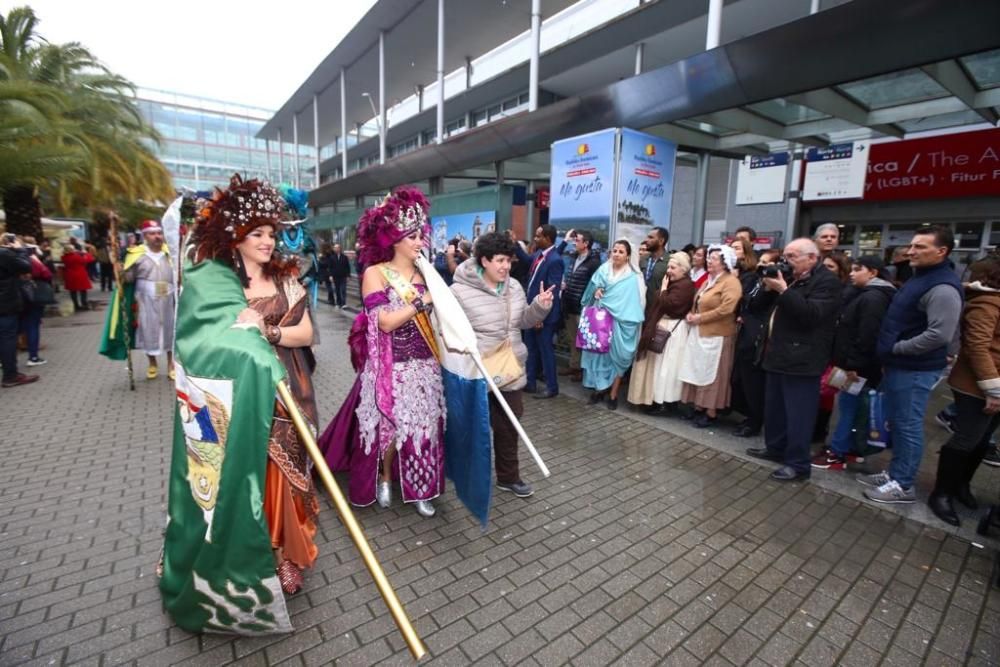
308, 0, 1000, 207
259, 0, 577, 146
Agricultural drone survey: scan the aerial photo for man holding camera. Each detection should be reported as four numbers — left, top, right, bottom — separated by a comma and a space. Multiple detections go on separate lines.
746, 238, 842, 481
0, 234, 39, 388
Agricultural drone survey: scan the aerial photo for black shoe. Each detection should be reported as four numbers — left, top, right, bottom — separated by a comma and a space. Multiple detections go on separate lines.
643, 403, 664, 415
746, 447, 782, 463
496, 480, 534, 497
733, 424, 760, 438
606, 395, 618, 410
532, 391, 558, 400
956, 484, 978, 510
770, 466, 809, 482
693, 413, 716, 428
588, 390, 605, 405
524, 385, 537, 395
928, 492, 961, 527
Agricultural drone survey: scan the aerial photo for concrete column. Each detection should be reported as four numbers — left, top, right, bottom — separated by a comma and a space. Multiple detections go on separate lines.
313, 93, 320, 188
528, 0, 541, 112
634, 43, 644, 75
277, 128, 284, 184
436, 0, 445, 144
526, 180, 536, 231
340, 68, 348, 179
706, 0, 723, 49
810, 0, 821, 13
265, 138, 272, 182
784, 149, 804, 243
292, 112, 300, 188
692, 153, 710, 245
378, 30, 387, 164
416, 84, 424, 113
465, 57, 472, 89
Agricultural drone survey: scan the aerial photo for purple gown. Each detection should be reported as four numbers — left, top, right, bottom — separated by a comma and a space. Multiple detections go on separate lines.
319, 284, 446, 506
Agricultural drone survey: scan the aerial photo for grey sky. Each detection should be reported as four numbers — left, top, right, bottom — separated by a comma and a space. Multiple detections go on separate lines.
2, 0, 377, 110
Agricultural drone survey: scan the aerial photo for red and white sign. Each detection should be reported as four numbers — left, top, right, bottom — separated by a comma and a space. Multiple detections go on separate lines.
861, 128, 1000, 201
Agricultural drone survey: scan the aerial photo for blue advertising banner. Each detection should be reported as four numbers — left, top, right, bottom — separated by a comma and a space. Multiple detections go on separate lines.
615, 129, 677, 265
548, 128, 618, 248
431, 210, 496, 252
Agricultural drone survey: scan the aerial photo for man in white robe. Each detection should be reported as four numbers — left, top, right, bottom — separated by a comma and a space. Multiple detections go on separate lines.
124, 220, 176, 380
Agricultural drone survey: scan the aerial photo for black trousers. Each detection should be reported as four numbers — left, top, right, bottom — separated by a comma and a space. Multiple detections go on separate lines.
764, 372, 821, 474
945, 390, 1000, 453
732, 357, 766, 431
489, 389, 523, 484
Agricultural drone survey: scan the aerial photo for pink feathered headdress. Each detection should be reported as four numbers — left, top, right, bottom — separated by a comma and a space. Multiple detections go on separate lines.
356, 185, 431, 271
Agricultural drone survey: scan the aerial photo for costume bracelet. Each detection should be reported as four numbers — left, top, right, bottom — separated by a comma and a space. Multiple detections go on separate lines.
266, 325, 282, 345
412, 297, 426, 314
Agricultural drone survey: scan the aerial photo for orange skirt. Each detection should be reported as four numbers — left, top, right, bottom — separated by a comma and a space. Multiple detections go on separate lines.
263, 460, 318, 569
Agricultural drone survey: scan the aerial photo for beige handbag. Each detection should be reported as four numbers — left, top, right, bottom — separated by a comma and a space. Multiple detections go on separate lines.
482, 338, 524, 389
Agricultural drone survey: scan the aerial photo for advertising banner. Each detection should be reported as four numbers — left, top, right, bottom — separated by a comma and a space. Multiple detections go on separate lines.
802, 141, 870, 201
548, 129, 618, 248
616, 129, 677, 266
735, 152, 789, 205
862, 127, 1000, 201
431, 211, 496, 252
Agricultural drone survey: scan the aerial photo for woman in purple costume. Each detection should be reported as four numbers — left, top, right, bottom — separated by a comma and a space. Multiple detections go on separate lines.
320, 187, 444, 517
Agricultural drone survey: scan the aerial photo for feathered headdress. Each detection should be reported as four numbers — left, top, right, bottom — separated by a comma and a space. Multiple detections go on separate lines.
356, 185, 431, 270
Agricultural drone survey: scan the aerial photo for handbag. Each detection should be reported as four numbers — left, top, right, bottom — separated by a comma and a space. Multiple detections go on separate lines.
647, 318, 682, 354
481, 289, 524, 389
576, 305, 613, 353
19, 278, 36, 304
482, 338, 524, 389
30, 280, 56, 305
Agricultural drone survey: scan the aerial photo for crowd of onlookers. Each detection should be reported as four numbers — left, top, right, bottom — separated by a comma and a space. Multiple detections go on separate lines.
458, 221, 998, 533
0, 232, 126, 389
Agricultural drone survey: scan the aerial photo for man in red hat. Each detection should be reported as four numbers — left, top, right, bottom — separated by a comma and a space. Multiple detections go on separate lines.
123, 220, 176, 379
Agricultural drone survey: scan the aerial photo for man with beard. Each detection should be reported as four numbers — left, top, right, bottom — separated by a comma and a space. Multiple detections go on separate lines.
124, 220, 176, 380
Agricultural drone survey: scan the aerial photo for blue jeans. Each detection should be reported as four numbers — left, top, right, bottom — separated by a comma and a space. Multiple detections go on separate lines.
883, 367, 939, 489
524, 323, 558, 394
829, 390, 863, 456
19, 303, 43, 358
0, 313, 19, 381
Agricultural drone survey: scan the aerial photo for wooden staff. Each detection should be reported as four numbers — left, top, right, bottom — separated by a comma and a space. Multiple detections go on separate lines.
275, 381, 428, 660
108, 213, 135, 390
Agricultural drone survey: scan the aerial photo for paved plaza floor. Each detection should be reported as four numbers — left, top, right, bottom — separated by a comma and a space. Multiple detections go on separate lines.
1, 294, 999, 666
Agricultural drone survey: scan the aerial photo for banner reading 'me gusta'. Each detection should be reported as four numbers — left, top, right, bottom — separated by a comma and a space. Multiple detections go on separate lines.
549, 128, 676, 262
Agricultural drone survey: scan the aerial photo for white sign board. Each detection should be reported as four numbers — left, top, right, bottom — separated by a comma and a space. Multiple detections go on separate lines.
735, 152, 789, 205
802, 141, 870, 201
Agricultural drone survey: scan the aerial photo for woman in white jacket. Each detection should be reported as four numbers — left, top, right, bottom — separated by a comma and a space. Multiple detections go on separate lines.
450, 232, 553, 498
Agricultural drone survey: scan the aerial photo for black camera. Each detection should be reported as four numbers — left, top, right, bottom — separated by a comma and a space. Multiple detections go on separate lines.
757, 259, 793, 281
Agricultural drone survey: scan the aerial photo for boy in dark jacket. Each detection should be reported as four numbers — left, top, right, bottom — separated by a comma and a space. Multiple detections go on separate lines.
813, 256, 896, 470
0, 236, 38, 387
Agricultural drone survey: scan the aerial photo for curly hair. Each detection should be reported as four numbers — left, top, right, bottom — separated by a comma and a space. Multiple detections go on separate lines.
474, 232, 516, 266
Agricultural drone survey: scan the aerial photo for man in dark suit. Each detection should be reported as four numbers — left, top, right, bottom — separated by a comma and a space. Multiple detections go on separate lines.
515, 224, 563, 399
321, 243, 352, 308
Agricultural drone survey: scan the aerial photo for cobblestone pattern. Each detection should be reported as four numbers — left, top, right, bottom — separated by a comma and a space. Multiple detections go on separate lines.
0, 294, 998, 666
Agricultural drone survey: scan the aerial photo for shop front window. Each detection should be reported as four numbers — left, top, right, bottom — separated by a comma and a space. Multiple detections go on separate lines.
857, 225, 882, 250
954, 222, 983, 249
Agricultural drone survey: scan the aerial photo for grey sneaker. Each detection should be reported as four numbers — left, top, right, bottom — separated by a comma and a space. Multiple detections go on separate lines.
497, 480, 534, 498
864, 479, 916, 504
856, 471, 892, 488
983, 445, 1000, 468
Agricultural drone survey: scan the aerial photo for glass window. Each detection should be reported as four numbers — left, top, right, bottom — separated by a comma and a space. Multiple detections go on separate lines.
675, 119, 739, 136
837, 69, 948, 110
988, 223, 1000, 248
857, 225, 883, 250
473, 110, 487, 126
746, 99, 829, 124
955, 222, 983, 250
961, 49, 1000, 89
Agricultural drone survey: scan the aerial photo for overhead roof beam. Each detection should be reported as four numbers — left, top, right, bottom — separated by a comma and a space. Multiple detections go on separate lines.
866, 97, 968, 125
786, 89, 905, 138
922, 60, 1000, 125
700, 109, 787, 139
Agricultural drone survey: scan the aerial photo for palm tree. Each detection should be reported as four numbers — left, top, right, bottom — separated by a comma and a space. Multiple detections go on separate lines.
0, 6, 172, 238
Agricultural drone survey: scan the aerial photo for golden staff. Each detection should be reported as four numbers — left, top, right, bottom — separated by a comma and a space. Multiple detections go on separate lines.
275, 382, 428, 660
108, 213, 135, 390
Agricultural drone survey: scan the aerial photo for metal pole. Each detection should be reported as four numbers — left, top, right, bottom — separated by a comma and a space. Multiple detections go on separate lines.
692, 153, 710, 245
810, 0, 821, 14
278, 128, 284, 184
436, 0, 445, 143
706, 0, 723, 49
785, 149, 803, 243
292, 113, 300, 188
378, 30, 387, 164
526, 179, 535, 233
275, 382, 427, 660
528, 0, 541, 112
313, 94, 320, 188
634, 43, 644, 76
340, 69, 348, 179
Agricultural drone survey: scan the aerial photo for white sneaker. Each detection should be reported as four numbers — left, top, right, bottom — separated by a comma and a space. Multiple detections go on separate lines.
864, 479, 916, 504
855, 471, 891, 488
26, 357, 46, 366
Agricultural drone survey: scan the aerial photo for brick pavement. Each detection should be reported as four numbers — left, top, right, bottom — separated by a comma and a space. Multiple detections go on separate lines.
1, 293, 998, 666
